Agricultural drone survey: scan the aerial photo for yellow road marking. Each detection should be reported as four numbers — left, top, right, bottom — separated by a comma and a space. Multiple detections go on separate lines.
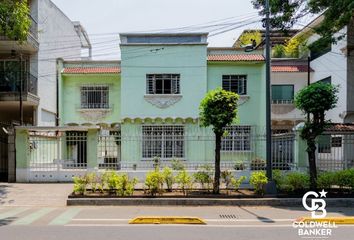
129, 216, 206, 225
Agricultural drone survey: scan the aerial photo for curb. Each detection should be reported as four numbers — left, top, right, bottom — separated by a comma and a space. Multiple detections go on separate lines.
66, 198, 354, 207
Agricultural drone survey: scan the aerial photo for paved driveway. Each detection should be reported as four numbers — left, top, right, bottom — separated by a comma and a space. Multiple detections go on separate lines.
0, 183, 73, 206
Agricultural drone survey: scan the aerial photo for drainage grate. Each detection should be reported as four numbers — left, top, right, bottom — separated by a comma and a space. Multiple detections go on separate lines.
219, 214, 239, 219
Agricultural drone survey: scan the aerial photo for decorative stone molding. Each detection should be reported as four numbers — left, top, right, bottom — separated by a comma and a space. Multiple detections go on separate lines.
77, 109, 111, 122
121, 117, 198, 124
238, 95, 250, 106
144, 94, 182, 109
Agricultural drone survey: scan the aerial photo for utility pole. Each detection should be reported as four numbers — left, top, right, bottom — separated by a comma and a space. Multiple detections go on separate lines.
265, 0, 271, 179
265, 0, 276, 193
307, 54, 311, 122
19, 53, 23, 126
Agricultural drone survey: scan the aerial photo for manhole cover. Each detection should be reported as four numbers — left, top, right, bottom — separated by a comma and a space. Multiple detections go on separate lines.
219, 214, 239, 219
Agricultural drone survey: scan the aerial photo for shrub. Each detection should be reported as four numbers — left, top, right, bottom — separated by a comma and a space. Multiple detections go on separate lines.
221, 170, 233, 189
73, 175, 88, 195
116, 174, 138, 196
272, 44, 285, 58
230, 176, 247, 191
162, 167, 174, 192
193, 165, 213, 191
250, 171, 268, 196
349, 169, 354, 190
234, 161, 245, 170
101, 171, 119, 192
176, 170, 192, 195
145, 170, 164, 196
334, 169, 354, 190
272, 169, 284, 190
317, 172, 337, 190
86, 172, 99, 192
283, 172, 309, 192
171, 159, 185, 171
250, 158, 266, 170
153, 156, 160, 170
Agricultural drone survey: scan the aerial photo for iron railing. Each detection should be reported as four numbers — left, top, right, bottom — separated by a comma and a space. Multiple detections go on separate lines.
272, 99, 294, 104
29, 15, 38, 40
0, 71, 38, 95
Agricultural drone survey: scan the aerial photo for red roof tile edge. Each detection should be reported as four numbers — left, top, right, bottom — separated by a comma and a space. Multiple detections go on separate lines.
207, 54, 265, 62
63, 67, 121, 74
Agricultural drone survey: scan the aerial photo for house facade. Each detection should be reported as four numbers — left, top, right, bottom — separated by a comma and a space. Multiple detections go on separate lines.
297, 15, 354, 123
271, 59, 310, 133
49, 33, 267, 178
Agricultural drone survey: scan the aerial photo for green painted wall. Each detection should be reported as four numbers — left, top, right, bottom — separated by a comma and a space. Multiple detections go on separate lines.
16, 129, 29, 169
120, 45, 207, 119
207, 62, 266, 127
207, 62, 266, 160
60, 74, 121, 125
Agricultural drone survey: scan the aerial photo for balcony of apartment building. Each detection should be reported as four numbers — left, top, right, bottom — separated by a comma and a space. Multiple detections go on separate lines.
271, 84, 304, 132
0, 59, 39, 125
0, 14, 39, 53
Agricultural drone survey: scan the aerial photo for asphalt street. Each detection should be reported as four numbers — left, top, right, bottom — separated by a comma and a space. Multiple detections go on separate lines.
0, 206, 353, 240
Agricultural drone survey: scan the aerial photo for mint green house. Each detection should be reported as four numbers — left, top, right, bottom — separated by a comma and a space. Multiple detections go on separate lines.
55, 33, 266, 172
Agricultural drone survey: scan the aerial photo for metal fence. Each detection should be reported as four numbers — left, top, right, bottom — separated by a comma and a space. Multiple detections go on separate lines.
25, 129, 295, 180
23, 128, 354, 181
316, 133, 354, 172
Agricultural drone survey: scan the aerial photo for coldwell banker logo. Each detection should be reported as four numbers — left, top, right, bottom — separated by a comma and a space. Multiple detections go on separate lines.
302, 190, 327, 218
293, 190, 337, 239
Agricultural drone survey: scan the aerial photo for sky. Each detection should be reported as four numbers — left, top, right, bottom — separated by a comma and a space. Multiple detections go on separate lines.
51, 0, 263, 60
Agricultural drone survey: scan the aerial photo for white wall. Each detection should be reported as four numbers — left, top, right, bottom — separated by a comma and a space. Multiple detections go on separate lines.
309, 29, 348, 123
271, 72, 308, 121
35, 0, 82, 126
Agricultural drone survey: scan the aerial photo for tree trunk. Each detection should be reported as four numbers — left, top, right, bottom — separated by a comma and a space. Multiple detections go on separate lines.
307, 139, 318, 190
213, 131, 222, 194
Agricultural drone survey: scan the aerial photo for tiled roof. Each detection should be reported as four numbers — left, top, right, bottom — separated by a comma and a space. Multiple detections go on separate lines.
325, 123, 354, 132
207, 54, 265, 62
272, 65, 313, 73
63, 67, 121, 74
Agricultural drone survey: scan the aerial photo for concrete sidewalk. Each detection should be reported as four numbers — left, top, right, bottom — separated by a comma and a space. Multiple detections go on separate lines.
0, 183, 73, 206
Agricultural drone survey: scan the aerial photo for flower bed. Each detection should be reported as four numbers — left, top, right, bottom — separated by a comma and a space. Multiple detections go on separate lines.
71, 166, 267, 197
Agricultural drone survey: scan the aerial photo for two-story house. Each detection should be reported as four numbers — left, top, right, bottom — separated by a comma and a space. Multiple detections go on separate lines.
56, 33, 266, 173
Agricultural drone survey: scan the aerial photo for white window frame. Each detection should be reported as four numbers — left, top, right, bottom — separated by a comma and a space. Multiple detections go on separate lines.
222, 75, 247, 95
146, 74, 181, 95
80, 85, 109, 109
142, 125, 185, 160
221, 126, 252, 152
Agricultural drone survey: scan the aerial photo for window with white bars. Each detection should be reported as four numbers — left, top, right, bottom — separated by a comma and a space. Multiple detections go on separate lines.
80, 85, 109, 109
142, 125, 184, 159
146, 74, 180, 94
222, 75, 247, 95
222, 126, 252, 152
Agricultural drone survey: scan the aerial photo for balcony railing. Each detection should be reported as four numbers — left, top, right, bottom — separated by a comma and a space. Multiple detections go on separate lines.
0, 71, 38, 95
272, 99, 294, 104
29, 15, 38, 40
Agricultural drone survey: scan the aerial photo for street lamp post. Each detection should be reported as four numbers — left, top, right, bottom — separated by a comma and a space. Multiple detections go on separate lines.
265, 0, 276, 193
